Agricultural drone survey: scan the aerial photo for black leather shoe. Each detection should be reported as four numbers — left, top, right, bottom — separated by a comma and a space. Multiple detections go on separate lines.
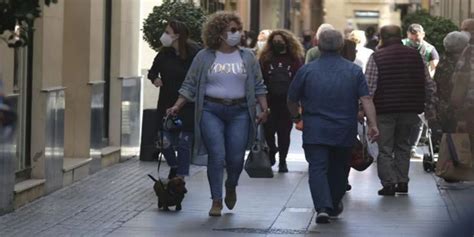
329, 202, 344, 219
378, 185, 396, 196
316, 208, 330, 224
278, 162, 288, 173
396, 183, 408, 194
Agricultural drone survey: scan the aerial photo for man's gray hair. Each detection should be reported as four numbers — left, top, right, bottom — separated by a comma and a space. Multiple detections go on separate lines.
315, 23, 335, 40
443, 31, 470, 54
318, 30, 344, 52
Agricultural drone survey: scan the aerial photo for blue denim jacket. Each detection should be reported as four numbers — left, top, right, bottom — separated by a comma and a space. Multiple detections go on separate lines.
179, 48, 267, 165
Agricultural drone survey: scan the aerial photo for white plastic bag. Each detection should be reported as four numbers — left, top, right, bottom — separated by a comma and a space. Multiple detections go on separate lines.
357, 122, 379, 161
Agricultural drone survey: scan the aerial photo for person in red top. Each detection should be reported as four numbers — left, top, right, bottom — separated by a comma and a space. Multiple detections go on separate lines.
258, 29, 304, 172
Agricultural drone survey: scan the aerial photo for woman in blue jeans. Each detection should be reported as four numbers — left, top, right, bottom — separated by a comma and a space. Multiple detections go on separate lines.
167, 12, 269, 217
147, 20, 201, 179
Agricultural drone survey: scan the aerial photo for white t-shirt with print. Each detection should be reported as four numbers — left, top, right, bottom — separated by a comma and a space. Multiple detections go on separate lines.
205, 50, 247, 99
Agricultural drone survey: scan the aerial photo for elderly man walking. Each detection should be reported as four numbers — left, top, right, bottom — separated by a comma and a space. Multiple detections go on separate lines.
365, 25, 436, 196
288, 30, 379, 224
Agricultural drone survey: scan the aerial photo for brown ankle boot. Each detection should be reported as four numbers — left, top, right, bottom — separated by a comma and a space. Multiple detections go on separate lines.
225, 187, 237, 210
209, 199, 223, 216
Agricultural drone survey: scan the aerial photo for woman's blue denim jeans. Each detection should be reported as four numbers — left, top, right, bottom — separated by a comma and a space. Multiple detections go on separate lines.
160, 130, 193, 176
200, 100, 250, 200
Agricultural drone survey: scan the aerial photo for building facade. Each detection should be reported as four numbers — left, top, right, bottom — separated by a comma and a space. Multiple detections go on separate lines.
1, 0, 143, 215
324, 0, 419, 32
431, 0, 474, 27
196, 0, 318, 39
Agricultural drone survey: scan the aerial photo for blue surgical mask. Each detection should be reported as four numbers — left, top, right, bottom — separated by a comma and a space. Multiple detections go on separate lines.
225, 31, 241, 47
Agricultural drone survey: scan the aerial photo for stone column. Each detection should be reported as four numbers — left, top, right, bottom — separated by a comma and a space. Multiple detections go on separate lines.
31, 1, 66, 193
62, 0, 93, 159
109, 0, 141, 148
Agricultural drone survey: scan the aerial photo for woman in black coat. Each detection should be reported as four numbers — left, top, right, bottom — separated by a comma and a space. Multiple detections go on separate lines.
147, 20, 201, 179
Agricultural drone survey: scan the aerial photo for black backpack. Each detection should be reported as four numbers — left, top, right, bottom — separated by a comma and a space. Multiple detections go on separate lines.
267, 62, 292, 98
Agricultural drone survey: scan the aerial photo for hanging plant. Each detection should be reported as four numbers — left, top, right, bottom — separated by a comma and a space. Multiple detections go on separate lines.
0, 0, 58, 47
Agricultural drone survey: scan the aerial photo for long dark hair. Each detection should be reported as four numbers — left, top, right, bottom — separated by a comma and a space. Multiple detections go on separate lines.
341, 39, 356, 62
168, 20, 191, 60
257, 29, 305, 64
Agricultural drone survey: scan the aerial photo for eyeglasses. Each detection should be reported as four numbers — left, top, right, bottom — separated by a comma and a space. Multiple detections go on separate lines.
229, 27, 242, 33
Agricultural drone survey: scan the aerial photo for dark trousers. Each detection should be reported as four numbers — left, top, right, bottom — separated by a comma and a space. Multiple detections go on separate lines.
263, 103, 292, 159
303, 144, 351, 211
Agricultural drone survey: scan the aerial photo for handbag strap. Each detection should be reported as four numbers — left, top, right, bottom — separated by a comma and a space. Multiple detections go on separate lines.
361, 121, 367, 146
360, 120, 369, 160
255, 123, 264, 142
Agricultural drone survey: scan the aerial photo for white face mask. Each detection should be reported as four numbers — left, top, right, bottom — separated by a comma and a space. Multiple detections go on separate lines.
257, 41, 266, 49
160, 33, 175, 47
225, 31, 241, 47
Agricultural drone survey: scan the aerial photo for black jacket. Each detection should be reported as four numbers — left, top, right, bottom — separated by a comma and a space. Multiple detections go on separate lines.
148, 42, 201, 132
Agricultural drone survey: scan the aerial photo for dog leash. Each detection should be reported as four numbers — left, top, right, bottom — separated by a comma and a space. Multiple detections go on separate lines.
157, 129, 165, 175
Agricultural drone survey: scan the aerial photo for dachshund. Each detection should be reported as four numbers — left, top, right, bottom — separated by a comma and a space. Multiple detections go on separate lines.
148, 174, 187, 211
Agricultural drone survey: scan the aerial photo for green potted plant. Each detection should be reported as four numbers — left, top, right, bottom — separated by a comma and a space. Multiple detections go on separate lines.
142, 0, 207, 52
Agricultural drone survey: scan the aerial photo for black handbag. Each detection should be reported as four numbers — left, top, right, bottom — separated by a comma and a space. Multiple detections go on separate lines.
245, 125, 274, 178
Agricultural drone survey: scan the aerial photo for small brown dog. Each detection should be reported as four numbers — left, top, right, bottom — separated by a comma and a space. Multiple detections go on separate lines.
148, 174, 187, 211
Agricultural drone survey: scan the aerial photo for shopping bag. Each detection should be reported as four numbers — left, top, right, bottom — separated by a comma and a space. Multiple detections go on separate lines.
245, 125, 274, 178
436, 133, 474, 181
357, 122, 378, 160
350, 122, 374, 171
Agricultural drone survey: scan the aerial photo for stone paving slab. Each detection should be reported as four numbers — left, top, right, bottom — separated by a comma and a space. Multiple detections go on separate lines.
0, 153, 469, 237
0, 159, 204, 237
107, 160, 452, 237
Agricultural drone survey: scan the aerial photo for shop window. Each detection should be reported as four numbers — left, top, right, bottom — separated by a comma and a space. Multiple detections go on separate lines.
200, 0, 225, 13
13, 44, 31, 181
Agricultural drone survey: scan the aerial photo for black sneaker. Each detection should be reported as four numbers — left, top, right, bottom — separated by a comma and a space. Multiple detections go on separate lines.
168, 168, 178, 179
316, 208, 330, 224
269, 150, 277, 166
278, 162, 288, 173
378, 185, 396, 196
396, 183, 408, 194
329, 202, 344, 219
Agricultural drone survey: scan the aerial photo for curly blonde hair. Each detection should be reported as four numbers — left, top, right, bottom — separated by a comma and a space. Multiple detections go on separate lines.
202, 11, 243, 49
257, 29, 305, 64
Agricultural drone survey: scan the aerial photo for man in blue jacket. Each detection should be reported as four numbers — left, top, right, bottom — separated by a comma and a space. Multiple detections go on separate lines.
287, 29, 379, 224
